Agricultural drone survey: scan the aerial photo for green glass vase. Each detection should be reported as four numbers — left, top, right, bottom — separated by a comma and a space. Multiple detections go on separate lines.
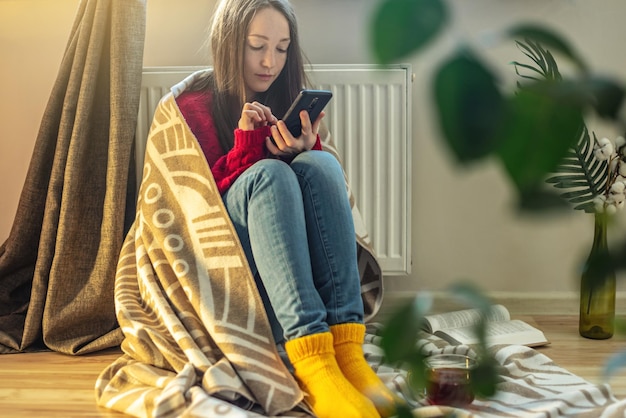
579, 213, 616, 339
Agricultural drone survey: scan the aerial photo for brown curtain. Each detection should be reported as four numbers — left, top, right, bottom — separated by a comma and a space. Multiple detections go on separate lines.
0, 0, 146, 355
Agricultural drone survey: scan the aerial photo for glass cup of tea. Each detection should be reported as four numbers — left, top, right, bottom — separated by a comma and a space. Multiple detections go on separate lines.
424, 353, 477, 407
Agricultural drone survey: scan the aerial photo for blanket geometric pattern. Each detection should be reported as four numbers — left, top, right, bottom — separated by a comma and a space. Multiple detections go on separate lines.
95, 71, 383, 417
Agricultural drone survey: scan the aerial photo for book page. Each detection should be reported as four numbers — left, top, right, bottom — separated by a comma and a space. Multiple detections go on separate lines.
423, 304, 511, 333
434, 319, 549, 347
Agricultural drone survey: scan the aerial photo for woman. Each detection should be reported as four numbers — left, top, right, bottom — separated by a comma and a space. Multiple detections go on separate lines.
176, 1, 397, 416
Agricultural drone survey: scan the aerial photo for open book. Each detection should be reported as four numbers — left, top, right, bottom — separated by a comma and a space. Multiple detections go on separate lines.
422, 304, 549, 347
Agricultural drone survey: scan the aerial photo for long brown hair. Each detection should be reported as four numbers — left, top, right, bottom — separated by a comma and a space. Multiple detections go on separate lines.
201, 0, 309, 152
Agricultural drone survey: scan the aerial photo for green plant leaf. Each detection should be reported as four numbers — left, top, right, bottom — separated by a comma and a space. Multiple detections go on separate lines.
370, 0, 448, 64
406, 354, 429, 399
380, 297, 427, 364
544, 128, 608, 212
448, 282, 493, 345
446, 282, 500, 398
434, 49, 506, 164
497, 86, 584, 192
447, 282, 493, 312
563, 192, 596, 204
393, 403, 414, 418
580, 76, 626, 120
512, 40, 562, 83
471, 356, 499, 398
516, 188, 571, 212
508, 24, 588, 74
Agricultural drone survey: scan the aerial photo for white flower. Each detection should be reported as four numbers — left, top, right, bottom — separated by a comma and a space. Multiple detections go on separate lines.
594, 137, 614, 160
619, 161, 626, 178
616, 135, 626, 150
608, 193, 625, 205
610, 181, 625, 194
606, 204, 618, 215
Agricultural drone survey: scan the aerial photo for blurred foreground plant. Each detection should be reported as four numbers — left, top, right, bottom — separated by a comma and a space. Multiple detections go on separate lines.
369, 0, 626, 410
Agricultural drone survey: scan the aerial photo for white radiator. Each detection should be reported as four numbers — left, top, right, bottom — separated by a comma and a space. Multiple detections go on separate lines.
136, 64, 412, 275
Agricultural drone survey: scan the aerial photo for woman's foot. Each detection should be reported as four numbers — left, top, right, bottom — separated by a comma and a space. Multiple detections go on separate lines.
331, 323, 403, 417
285, 332, 380, 418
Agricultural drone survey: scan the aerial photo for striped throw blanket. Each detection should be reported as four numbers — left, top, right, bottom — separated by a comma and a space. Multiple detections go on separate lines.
365, 325, 626, 418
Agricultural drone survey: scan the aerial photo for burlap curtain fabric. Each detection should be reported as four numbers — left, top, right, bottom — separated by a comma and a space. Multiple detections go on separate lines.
0, 0, 146, 354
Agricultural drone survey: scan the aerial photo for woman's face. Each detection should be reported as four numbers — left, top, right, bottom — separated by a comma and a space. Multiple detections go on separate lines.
243, 7, 290, 99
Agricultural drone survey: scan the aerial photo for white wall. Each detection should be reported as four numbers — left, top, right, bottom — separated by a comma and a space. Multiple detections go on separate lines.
1, 0, 625, 298
0, 0, 76, 245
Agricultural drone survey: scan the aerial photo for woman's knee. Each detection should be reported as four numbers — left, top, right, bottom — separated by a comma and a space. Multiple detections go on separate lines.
250, 159, 298, 189
291, 150, 343, 179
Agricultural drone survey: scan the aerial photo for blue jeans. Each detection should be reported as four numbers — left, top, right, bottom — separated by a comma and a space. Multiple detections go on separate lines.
222, 151, 364, 344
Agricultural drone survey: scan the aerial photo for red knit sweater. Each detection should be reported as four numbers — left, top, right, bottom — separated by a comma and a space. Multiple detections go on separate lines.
176, 90, 322, 194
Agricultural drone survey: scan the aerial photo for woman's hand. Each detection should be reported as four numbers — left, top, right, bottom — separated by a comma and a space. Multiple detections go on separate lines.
238, 101, 278, 131
266, 110, 325, 157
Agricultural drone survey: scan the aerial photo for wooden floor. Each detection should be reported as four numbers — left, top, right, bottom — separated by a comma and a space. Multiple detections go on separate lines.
0, 315, 624, 417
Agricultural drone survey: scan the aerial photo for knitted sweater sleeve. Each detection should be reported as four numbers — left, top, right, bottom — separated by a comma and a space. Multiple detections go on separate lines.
211, 126, 271, 194
212, 128, 323, 193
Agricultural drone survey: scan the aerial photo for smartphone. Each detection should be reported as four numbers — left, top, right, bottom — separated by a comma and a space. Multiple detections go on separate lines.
281, 89, 333, 137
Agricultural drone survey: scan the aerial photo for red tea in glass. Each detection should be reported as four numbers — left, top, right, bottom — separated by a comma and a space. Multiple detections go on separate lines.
425, 354, 476, 407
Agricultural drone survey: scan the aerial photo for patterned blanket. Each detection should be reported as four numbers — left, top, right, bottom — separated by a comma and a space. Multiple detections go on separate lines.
95, 70, 626, 417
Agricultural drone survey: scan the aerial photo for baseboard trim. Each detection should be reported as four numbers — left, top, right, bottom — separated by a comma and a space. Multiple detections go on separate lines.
376, 290, 626, 321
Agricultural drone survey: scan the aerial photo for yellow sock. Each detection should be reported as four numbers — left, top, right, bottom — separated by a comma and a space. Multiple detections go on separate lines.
331, 323, 401, 417
285, 332, 380, 418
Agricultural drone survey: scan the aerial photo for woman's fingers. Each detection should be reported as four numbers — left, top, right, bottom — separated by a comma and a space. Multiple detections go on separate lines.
270, 124, 300, 154
269, 109, 324, 155
251, 106, 325, 156
298, 110, 323, 149
311, 111, 325, 136
239, 102, 277, 130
